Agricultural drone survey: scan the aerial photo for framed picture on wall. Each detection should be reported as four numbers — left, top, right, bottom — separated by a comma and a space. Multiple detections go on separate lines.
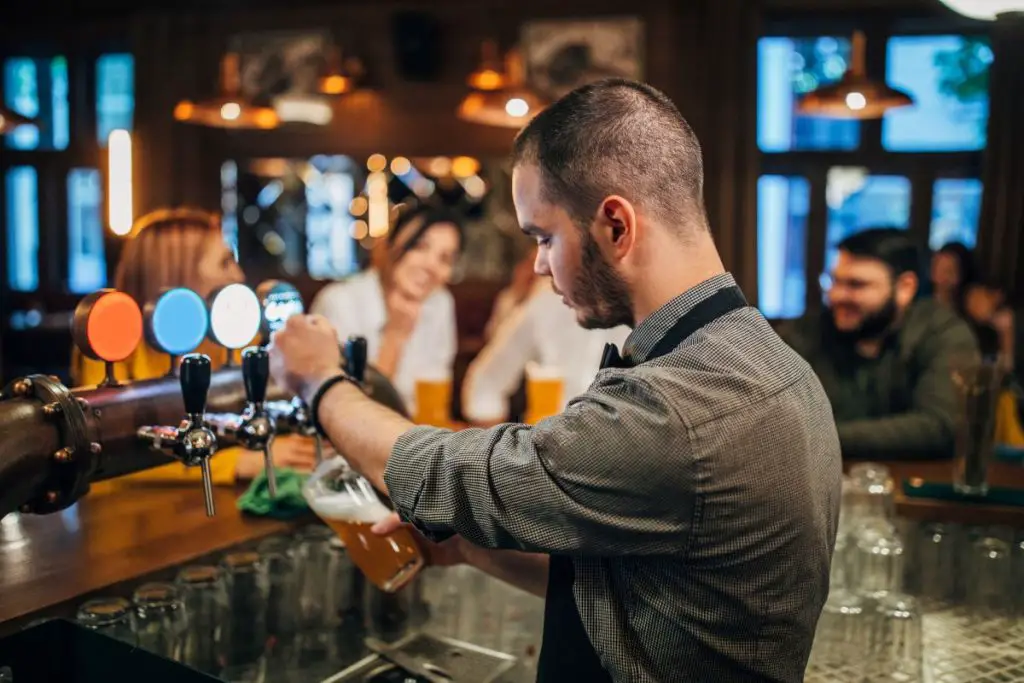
231, 30, 331, 104
520, 17, 645, 100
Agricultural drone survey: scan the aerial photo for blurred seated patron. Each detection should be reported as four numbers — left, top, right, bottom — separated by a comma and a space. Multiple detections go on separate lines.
72, 207, 319, 484
779, 228, 979, 460
310, 206, 463, 415
483, 246, 541, 341
962, 277, 1024, 445
930, 241, 976, 313
463, 251, 629, 424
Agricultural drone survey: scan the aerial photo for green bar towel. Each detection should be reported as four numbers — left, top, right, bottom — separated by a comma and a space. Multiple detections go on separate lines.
236, 468, 311, 520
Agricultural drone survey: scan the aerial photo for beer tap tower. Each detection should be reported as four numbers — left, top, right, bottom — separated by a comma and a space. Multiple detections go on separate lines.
137, 355, 219, 515
234, 347, 277, 496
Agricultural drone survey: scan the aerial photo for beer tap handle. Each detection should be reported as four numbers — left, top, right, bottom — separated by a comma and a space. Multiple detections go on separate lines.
242, 346, 277, 497
180, 354, 211, 419
179, 353, 216, 516
242, 346, 270, 407
345, 336, 368, 384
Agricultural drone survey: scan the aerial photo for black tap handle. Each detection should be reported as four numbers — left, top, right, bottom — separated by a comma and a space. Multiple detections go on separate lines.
180, 353, 212, 416
345, 336, 368, 383
242, 346, 270, 405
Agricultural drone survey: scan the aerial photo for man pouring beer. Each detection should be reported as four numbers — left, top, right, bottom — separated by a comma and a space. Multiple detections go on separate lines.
269, 79, 842, 682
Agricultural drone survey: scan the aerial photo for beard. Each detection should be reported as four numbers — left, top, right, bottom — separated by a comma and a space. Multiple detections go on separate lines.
569, 230, 634, 330
831, 295, 899, 343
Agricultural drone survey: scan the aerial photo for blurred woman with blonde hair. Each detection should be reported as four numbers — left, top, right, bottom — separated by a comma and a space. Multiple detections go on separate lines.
73, 207, 317, 484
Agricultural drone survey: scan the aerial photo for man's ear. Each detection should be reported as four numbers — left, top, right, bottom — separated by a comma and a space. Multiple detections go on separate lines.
895, 271, 919, 307
595, 195, 637, 257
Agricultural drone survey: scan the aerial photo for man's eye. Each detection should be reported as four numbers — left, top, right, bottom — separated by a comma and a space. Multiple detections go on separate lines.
536, 237, 551, 246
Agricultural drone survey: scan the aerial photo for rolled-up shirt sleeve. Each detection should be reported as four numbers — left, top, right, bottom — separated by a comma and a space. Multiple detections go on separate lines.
383, 370, 695, 556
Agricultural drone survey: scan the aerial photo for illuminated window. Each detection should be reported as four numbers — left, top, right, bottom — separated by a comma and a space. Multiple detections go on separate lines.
6, 167, 40, 292
68, 169, 107, 294
930, 178, 982, 250
3, 56, 69, 151
97, 54, 135, 144
883, 36, 990, 152
758, 37, 859, 152
825, 168, 911, 270
221, 160, 239, 258
306, 155, 357, 279
758, 176, 809, 319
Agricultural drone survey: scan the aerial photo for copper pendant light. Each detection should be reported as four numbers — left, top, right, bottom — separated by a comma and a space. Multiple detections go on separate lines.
797, 31, 913, 119
318, 44, 364, 96
457, 46, 548, 129
174, 53, 279, 129
0, 105, 34, 136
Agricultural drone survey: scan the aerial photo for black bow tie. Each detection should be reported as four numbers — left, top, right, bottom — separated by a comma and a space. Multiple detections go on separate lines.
600, 343, 633, 370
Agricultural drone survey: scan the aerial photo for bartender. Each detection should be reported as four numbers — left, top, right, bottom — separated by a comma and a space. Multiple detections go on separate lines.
270, 79, 842, 682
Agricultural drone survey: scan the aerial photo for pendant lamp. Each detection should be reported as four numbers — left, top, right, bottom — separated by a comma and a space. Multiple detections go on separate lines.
457, 46, 548, 128
797, 31, 913, 119
937, 0, 1024, 20
174, 53, 279, 129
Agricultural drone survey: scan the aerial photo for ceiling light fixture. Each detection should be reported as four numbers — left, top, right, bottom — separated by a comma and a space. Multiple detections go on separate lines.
174, 53, 279, 130
797, 31, 914, 119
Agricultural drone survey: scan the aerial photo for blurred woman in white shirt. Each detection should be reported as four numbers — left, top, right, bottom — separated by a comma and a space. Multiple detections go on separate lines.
463, 282, 629, 424
311, 206, 464, 414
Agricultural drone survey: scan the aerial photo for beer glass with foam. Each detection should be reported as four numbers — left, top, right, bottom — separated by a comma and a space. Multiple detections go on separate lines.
414, 371, 452, 428
302, 456, 424, 593
524, 363, 564, 425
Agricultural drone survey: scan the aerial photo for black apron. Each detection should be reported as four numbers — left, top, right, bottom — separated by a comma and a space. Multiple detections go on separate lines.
536, 285, 748, 682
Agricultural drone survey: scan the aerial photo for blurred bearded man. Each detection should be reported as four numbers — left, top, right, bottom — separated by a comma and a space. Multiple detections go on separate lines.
780, 227, 979, 461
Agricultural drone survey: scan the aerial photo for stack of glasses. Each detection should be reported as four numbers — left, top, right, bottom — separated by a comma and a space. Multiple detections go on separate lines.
69, 524, 545, 682
809, 463, 1024, 683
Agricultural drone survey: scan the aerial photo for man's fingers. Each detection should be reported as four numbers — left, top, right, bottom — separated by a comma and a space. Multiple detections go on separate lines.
370, 511, 404, 535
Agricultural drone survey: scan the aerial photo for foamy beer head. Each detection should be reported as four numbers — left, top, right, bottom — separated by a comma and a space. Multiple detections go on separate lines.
303, 456, 424, 593
525, 362, 564, 424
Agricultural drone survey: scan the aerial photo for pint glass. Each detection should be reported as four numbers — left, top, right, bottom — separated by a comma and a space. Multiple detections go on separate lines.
303, 456, 424, 593
524, 363, 564, 425
414, 373, 452, 427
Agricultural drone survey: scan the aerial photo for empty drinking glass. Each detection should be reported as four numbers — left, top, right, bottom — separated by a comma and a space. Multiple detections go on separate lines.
76, 596, 137, 646
868, 594, 923, 683
965, 536, 1013, 629
132, 582, 188, 660
808, 590, 870, 680
915, 523, 958, 607
853, 523, 904, 598
257, 535, 299, 641
175, 564, 228, 676
220, 551, 270, 682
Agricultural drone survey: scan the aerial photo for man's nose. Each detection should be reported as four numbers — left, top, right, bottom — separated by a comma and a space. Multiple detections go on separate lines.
534, 249, 551, 277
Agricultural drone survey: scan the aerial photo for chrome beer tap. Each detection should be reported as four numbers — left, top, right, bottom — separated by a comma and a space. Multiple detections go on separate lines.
137, 354, 219, 516
237, 346, 277, 497
264, 336, 369, 464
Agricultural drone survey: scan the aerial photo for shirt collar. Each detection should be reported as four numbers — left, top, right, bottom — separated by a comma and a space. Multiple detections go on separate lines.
623, 272, 739, 363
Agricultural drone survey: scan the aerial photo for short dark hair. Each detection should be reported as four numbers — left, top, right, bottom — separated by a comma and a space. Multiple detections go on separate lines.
511, 78, 707, 234
837, 228, 922, 279
936, 241, 977, 285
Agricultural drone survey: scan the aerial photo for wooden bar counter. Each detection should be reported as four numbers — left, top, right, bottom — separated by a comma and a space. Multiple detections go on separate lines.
0, 483, 308, 631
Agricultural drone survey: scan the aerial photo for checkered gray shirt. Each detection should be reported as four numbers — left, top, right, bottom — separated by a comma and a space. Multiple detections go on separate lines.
385, 273, 842, 682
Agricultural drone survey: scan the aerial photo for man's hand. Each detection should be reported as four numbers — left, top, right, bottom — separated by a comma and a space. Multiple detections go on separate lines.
234, 434, 320, 480
371, 511, 469, 567
269, 314, 343, 398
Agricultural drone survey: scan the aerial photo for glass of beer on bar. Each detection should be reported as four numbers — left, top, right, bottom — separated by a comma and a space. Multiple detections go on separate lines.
303, 455, 424, 593
524, 363, 564, 425
414, 371, 452, 427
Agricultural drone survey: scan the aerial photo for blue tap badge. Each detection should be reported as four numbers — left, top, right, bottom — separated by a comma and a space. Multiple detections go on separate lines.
145, 287, 209, 356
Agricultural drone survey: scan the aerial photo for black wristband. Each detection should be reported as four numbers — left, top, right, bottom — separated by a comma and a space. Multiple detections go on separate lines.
308, 373, 357, 438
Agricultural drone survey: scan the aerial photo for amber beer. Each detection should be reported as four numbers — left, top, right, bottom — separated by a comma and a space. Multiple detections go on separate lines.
524, 363, 564, 425
304, 458, 424, 593
414, 373, 452, 427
